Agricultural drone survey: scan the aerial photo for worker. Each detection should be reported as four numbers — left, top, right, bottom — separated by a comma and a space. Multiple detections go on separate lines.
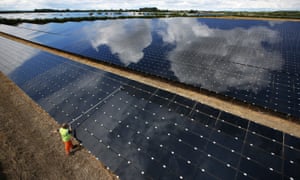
58, 123, 74, 156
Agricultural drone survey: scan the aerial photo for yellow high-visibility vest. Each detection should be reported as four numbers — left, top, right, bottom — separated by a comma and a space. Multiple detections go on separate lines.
59, 128, 71, 142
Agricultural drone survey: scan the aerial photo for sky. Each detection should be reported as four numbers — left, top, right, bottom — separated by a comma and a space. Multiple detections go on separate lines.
1, 0, 300, 11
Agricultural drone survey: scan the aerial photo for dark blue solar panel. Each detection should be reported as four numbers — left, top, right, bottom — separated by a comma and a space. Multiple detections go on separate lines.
1, 19, 300, 119
1, 35, 300, 180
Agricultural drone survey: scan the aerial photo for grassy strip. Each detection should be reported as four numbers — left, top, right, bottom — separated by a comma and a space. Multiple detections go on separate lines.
0, 15, 170, 25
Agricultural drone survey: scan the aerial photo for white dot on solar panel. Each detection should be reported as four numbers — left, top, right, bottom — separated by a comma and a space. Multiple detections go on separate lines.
247, 157, 251, 160
243, 173, 247, 176
250, 143, 253, 146
213, 141, 216, 144
128, 161, 131, 164
271, 152, 275, 156
187, 160, 191, 164
146, 136, 150, 140
128, 141, 131, 145
290, 177, 294, 180
207, 154, 211, 157
269, 167, 273, 171
200, 135, 203, 138
201, 169, 205, 172
226, 164, 231, 167
234, 137, 238, 140
137, 148, 141, 151
151, 157, 154, 160
141, 171, 144, 175
179, 176, 183, 179
160, 144, 163, 148
178, 139, 182, 142
167, 133, 171, 136
118, 154, 121, 157
185, 128, 189, 131
171, 151, 174, 155
231, 149, 235, 153
290, 160, 294, 164
162, 165, 167, 168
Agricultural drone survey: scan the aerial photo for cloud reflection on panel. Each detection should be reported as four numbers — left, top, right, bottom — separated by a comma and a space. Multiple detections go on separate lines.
158, 18, 283, 93
84, 19, 152, 66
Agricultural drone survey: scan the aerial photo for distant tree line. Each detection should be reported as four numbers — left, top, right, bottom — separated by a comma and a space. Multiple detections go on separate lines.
1, 8, 299, 18
34, 9, 70, 12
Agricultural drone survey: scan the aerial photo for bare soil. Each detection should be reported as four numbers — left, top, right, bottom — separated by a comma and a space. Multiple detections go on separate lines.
0, 72, 117, 180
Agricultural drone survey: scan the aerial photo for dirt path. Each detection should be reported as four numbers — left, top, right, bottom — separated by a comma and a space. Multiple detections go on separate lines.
0, 72, 117, 180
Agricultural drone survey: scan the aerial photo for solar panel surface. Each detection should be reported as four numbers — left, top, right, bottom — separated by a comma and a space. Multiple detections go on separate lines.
1, 18, 299, 119
0, 36, 299, 180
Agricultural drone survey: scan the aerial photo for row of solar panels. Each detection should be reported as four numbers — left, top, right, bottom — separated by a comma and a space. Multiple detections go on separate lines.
1, 19, 300, 119
0, 36, 299, 179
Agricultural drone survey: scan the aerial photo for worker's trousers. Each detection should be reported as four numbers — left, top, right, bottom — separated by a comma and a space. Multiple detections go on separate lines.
64, 140, 73, 155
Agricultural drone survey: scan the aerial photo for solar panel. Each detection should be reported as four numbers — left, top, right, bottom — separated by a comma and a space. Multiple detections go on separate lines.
1, 36, 300, 180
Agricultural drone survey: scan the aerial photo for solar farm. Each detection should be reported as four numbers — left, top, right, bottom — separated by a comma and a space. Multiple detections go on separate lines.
0, 18, 300, 179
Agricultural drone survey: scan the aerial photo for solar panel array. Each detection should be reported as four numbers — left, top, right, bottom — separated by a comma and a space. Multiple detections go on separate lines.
1, 18, 300, 119
1, 36, 300, 180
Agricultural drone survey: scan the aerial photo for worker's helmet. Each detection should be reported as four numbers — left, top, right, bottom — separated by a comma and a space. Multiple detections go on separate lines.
62, 123, 69, 129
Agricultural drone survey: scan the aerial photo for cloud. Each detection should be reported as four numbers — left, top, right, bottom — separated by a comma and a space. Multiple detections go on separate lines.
158, 18, 283, 93
1, 0, 300, 10
84, 19, 152, 66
